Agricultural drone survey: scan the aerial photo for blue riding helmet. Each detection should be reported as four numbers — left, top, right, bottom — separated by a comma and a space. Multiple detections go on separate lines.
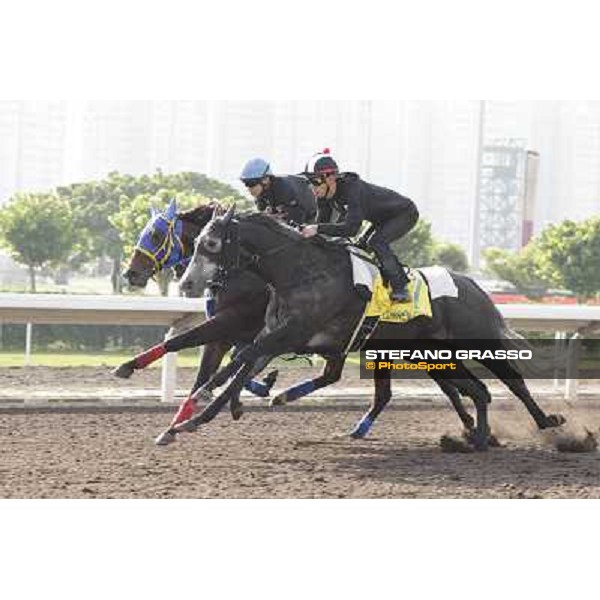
240, 158, 273, 182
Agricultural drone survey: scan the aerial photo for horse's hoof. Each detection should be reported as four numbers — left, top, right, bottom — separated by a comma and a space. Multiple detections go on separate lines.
462, 428, 501, 448
545, 414, 567, 428
154, 430, 177, 446
270, 393, 287, 407
461, 429, 488, 452
262, 370, 279, 394
487, 434, 502, 448
464, 417, 476, 430
349, 419, 372, 439
112, 362, 135, 379
440, 434, 475, 453
230, 402, 244, 421
173, 418, 198, 434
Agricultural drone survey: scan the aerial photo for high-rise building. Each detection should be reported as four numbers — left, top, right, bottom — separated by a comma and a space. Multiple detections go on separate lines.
399, 101, 481, 251
1, 100, 600, 269
0, 100, 22, 203
0, 101, 68, 202
531, 101, 600, 227
78, 101, 155, 179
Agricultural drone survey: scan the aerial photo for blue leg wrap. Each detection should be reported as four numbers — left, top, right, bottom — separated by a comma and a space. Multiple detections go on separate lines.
244, 378, 270, 397
350, 415, 374, 438
281, 380, 316, 403
205, 296, 216, 318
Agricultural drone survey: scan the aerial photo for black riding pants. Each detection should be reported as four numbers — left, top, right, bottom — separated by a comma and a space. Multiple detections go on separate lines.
367, 205, 419, 283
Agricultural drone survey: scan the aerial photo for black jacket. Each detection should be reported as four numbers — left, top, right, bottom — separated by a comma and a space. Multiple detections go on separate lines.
255, 175, 317, 224
316, 173, 416, 237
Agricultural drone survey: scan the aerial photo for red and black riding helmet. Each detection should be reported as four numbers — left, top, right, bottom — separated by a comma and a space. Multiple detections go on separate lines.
301, 148, 339, 179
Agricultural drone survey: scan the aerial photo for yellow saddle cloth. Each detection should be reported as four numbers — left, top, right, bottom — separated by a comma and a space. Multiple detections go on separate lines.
365, 270, 432, 323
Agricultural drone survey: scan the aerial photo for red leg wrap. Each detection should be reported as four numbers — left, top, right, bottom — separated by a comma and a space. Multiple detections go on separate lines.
170, 396, 198, 426
134, 343, 167, 369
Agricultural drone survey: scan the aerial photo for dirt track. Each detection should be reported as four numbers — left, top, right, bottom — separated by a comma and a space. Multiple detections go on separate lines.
1, 400, 599, 499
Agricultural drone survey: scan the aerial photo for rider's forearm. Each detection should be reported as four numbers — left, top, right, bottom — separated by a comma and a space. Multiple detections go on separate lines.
316, 218, 362, 238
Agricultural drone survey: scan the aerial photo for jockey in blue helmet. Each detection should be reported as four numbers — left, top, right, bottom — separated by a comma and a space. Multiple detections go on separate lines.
240, 158, 316, 224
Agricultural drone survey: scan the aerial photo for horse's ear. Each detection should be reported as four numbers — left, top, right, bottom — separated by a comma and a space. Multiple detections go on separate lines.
165, 197, 177, 222
212, 202, 225, 218
222, 204, 235, 225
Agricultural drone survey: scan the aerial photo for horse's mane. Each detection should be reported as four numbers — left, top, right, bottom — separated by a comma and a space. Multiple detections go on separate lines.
240, 212, 350, 261
240, 212, 303, 240
178, 201, 221, 225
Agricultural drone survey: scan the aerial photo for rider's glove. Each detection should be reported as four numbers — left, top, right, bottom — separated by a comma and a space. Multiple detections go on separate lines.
354, 235, 369, 251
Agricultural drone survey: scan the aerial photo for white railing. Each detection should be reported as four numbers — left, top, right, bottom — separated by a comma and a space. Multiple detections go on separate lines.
1, 294, 599, 401
0, 293, 205, 402
500, 303, 600, 399
500, 303, 600, 333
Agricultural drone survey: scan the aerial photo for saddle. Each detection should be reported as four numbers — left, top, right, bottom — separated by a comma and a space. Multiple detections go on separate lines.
365, 271, 432, 323
345, 258, 434, 353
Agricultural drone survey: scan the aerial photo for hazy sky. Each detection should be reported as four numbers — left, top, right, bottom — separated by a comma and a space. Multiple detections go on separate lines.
1, 100, 599, 260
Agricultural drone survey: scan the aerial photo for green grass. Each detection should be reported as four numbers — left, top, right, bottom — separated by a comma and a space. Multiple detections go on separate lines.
0, 350, 362, 369
0, 349, 202, 368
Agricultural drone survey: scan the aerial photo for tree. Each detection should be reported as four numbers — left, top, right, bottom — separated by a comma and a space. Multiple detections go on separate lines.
483, 244, 549, 297
535, 217, 600, 300
483, 216, 600, 300
110, 190, 211, 296
56, 170, 245, 293
391, 219, 436, 267
111, 190, 215, 256
0, 192, 76, 292
432, 242, 469, 272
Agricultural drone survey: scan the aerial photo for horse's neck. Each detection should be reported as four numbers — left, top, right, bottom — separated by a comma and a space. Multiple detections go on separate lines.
241, 221, 347, 286
239, 227, 292, 273
241, 221, 298, 254
180, 220, 204, 259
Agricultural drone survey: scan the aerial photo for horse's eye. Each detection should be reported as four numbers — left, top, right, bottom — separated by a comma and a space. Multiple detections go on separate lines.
204, 239, 219, 252
150, 230, 164, 246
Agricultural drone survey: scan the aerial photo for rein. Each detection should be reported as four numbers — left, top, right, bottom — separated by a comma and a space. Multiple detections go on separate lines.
219, 219, 301, 273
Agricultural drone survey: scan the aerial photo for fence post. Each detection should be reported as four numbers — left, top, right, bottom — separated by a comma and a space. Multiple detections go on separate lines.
25, 322, 33, 366
553, 330, 566, 390
565, 332, 580, 400
161, 329, 177, 403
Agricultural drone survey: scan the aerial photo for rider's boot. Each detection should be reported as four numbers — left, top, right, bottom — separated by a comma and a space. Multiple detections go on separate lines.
380, 255, 410, 302
389, 271, 410, 302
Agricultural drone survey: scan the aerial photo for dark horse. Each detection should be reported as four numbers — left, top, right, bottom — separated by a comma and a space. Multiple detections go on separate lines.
119, 200, 278, 425
173, 208, 566, 450
118, 200, 501, 446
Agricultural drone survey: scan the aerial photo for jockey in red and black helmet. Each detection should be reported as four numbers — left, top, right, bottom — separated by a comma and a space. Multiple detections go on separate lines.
301, 148, 418, 302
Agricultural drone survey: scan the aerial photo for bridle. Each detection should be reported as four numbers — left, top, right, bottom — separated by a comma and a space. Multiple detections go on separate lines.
135, 216, 188, 275
209, 215, 303, 283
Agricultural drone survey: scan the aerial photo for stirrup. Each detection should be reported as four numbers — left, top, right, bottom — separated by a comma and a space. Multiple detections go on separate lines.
390, 287, 410, 302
